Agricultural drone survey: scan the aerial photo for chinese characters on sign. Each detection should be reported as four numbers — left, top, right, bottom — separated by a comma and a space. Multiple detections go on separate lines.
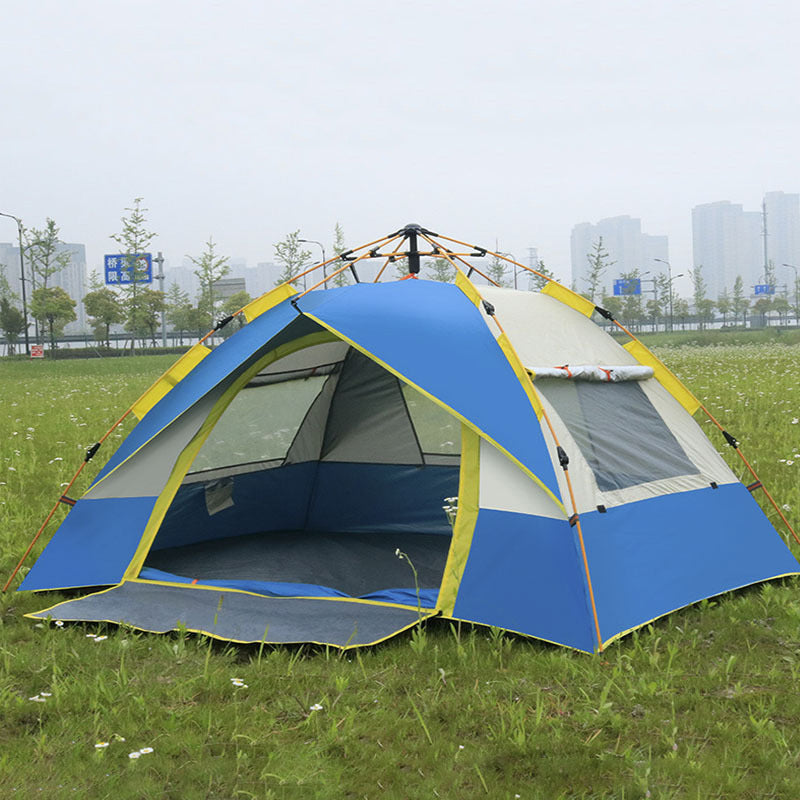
613, 278, 641, 296
754, 284, 775, 296
104, 253, 153, 285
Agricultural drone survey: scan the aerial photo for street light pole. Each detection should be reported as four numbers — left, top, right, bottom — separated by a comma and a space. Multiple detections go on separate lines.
782, 264, 799, 326
0, 211, 30, 355
654, 258, 676, 332
298, 238, 326, 288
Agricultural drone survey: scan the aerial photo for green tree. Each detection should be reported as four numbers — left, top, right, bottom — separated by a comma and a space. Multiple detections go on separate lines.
583, 237, 614, 303
732, 275, 749, 327
188, 237, 230, 328
0, 297, 25, 355
753, 296, 773, 327
219, 290, 252, 336
673, 297, 690, 330
613, 269, 645, 330
716, 289, 732, 326
425, 257, 456, 283
689, 265, 711, 329
165, 283, 195, 345
24, 218, 71, 292
274, 230, 312, 288
126, 287, 165, 347
331, 222, 350, 288
83, 287, 124, 348
599, 292, 623, 324
529, 260, 555, 291
110, 198, 157, 353
486, 253, 509, 287
772, 295, 790, 326
30, 286, 76, 349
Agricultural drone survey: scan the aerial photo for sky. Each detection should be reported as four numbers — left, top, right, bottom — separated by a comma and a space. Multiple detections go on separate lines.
2, 0, 799, 289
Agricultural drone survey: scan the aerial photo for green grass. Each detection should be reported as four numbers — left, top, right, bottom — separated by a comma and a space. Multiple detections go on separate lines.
1, 346, 800, 799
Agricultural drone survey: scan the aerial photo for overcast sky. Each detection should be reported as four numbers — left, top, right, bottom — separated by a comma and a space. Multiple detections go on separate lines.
2, 1, 799, 287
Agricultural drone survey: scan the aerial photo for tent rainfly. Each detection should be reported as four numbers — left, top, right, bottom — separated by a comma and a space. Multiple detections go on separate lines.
11, 224, 800, 653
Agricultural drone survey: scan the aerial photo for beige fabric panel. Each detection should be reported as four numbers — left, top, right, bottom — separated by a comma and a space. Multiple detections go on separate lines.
479, 286, 639, 367
478, 439, 565, 520
85, 389, 223, 500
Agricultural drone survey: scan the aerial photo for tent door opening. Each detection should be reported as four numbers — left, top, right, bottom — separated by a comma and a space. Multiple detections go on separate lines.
139, 343, 462, 609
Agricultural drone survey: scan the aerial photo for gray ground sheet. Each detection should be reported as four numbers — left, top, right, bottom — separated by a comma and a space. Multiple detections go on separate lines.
145, 530, 451, 597
30, 581, 434, 647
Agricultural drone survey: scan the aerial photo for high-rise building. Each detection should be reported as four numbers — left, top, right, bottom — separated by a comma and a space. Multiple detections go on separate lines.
0, 241, 87, 333
570, 215, 669, 292
764, 191, 800, 283
692, 201, 766, 299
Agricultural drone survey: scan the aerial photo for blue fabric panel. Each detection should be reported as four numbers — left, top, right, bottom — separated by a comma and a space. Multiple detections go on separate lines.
94, 300, 304, 483
138, 567, 349, 598
362, 588, 439, 608
299, 281, 559, 496
138, 567, 437, 607
584, 483, 800, 641
19, 496, 158, 591
453, 509, 596, 652
307, 463, 458, 534
152, 462, 318, 550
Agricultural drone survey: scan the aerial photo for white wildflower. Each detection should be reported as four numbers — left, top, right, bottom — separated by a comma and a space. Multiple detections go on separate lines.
309, 703, 323, 712
128, 751, 141, 759
95, 742, 110, 749
139, 747, 154, 755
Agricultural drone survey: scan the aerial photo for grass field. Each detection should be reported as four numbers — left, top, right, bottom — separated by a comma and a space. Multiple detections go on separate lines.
1, 344, 800, 799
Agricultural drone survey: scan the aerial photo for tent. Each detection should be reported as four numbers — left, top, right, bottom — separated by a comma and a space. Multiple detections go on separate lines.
17, 225, 800, 652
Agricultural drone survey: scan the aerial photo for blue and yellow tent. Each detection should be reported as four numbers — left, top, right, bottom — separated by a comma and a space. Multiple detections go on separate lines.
17, 226, 800, 652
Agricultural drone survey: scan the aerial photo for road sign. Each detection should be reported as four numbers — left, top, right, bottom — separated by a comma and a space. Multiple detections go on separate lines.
30, 344, 44, 358
104, 253, 153, 285
613, 278, 641, 296
754, 284, 775, 296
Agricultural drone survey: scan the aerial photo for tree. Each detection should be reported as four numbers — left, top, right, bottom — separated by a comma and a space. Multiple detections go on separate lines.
126, 287, 165, 347
188, 237, 230, 328
732, 275, 749, 327
716, 289, 732, 326
331, 222, 350, 288
24, 218, 71, 292
529, 260, 555, 291
274, 230, 312, 287
673, 297, 690, 330
599, 292, 623, 325
753, 296, 773, 327
0, 297, 25, 354
30, 286, 76, 349
425, 257, 455, 283
165, 283, 195, 345
486, 253, 509, 287
583, 237, 614, 303
772, 295, 790, 326
617, 270, 645, 330
219, 290, 252, 336
110, 198, 157, 352
83, 287, 124, 348
689, 265, 712, 329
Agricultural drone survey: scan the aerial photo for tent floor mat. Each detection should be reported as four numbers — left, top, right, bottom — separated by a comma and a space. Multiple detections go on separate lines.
28, 580, 437, 648
144, 529, 451, 598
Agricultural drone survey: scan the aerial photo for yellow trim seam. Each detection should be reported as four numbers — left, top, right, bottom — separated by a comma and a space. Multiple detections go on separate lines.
437, 425, 480, 616
243, 283, 298, 323
541, 281, 595, 317
303, 312, 566, 514
455, 271, 481, 306
26, 580, 438, 650
131, 343, 212, 421
496, 332, 544, 419
623, 339, 700, 415
122, 332, 337, 579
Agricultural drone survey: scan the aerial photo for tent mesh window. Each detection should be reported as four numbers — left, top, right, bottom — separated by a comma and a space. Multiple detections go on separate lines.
537, 379, 699, 492
143, 346, 461, 606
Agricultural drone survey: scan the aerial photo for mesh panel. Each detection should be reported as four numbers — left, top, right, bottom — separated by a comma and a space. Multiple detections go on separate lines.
537, 380, 698, 492
189, 375, 329, 474
401, 384, 460, 455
